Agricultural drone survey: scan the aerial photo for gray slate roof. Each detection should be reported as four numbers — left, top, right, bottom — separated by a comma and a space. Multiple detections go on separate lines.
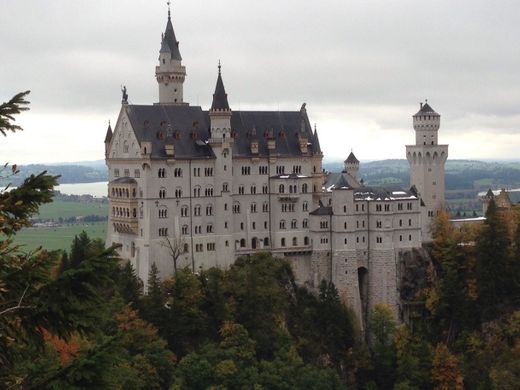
162, 13, 182, 61
414, 102, 439, 116
211, 68, 230, 111
124, 104, 321, 160
104, 123, 113, 143
345, 151, 359, 164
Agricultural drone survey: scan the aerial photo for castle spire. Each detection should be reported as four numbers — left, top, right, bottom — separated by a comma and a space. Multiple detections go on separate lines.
211, 62, 230, 111
156, 2, 186, 104
161, 1, 182, 61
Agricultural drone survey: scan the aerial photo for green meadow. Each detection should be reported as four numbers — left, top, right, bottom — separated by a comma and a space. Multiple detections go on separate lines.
13, 200, 109, 251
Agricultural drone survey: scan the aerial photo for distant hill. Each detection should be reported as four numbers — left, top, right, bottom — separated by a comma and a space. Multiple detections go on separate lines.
4, 158, 520, 194
1, 161, 107, 186
323, 159, 520, 191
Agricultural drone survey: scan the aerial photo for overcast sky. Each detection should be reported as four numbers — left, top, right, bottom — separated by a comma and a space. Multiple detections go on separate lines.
1, 0, 519, 164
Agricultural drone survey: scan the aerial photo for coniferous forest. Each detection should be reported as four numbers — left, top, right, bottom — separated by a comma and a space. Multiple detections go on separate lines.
1, 94, 519, 388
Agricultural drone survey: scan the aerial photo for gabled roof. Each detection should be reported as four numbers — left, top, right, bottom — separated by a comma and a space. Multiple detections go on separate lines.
310, 205, 333, 216
104, 122, 113, 143
414, 102, 439, 116
345, 151, 359, 164
211, 66, 230, 111
162, 11, 182, 61
122, 104, 321, 159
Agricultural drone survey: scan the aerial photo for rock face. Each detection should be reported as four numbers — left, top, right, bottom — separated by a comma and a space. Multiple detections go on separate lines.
397, 247, 432, 326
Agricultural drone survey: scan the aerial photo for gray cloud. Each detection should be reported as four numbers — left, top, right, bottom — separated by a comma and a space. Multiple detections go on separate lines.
1, 0, 519, 161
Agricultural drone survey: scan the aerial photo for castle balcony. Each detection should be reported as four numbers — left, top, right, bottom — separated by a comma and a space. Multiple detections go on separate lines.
278, 195, 299, 202
110, 216, 138, 235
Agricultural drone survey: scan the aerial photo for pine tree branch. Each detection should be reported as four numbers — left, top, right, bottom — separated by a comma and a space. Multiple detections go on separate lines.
0, 91, 30, 137
0, 285, 33, 317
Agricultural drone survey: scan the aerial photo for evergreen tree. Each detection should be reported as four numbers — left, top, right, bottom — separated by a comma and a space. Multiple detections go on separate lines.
476, 200, 512, 319
69, 230, 91, 268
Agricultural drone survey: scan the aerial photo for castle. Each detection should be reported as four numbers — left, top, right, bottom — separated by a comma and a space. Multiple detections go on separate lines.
105, 8, 448, 327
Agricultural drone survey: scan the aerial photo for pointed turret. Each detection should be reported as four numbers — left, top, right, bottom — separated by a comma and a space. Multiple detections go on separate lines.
162, 7, 182, 61
156, 4, 187, 105
343, 151, 360, 180
104, 121, 113, 157
312, 125, 322, 155
211, 63, 230, 111
104, 121, 113, 144
209, 63, 232, 144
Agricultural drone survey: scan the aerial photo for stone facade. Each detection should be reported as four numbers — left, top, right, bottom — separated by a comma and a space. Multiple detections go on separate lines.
104, 9, 447, 325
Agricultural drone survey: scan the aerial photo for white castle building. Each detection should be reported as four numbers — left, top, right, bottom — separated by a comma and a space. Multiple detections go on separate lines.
104, 8, 447, 326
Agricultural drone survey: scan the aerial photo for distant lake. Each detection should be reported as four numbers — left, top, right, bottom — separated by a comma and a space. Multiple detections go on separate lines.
56, 182, 108, 198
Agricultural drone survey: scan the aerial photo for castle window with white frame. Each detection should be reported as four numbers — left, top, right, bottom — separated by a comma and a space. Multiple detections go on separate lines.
384, 204, 390, 212
279, 184, 285, 193
376, 237, 382, 243
114, 169, 120, 177
303, 218, 308, 228
194, 205, 201, 216
320, 221, 329, 229
194, 186, 201, 197
398, 203, 403, 211
175, 187, 182, 198
233, 202, 241, 214
280, 220, 286, 229
238, 185, 245, 195
376, 204, 382, 212
181, 205, 189, 217
251, 203, 257, 213
223, 183, 229, 192
158, 168, 166, 178
207, 224, 214, 233
251, 185, 256, 194
376, 220, 382, 228
174, 168, 182, 177
291, 219, 297, 229
263, 202, 269, 212
407, 202, 413, 210
292, 237, 298, 246
262, 184, 268, 194
205, 167, 214, 176
206, 205, 213, 216
302, 201, 308, 212
158, 228, 168, 237
159, 188, 166, 199
182, 225, 189, 235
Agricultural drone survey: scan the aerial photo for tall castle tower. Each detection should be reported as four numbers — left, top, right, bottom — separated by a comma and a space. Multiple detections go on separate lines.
406, 101, 448, 241
155, 4, 187, 105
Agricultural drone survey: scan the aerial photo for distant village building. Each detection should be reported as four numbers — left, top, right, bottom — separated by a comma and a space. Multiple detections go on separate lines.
104, 8, 448, 326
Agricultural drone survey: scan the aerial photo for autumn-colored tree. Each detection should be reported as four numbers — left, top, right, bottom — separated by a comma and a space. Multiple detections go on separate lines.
431, 343, 463, 390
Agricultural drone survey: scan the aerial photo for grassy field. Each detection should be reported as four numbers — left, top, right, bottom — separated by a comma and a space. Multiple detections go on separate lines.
36, 200, 108, 220
14, 222, 107, 251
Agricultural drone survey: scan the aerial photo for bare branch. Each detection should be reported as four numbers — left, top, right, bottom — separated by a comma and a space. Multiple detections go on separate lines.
0, 285, 33, 317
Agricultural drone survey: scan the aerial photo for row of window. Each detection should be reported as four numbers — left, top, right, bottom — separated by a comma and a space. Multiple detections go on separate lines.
280, 219, 309, 229
111, 187, 136, 199
113, 168, 140, 178
112, 207, 137, 218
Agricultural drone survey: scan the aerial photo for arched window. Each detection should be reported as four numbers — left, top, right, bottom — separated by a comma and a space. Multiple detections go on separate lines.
302, 183, 308, 193
159, 187, 166, 199
292, 237, 298, 246
281, 237, 286, 247
240, 238, 246, 248
280, 220, 286, 229
264, 237, 270, 246
194, 186, 201, 197
304, 236, 309, 245
175, 187, 182, 198
279, 184, 285, 193
182, 225, 189, 235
